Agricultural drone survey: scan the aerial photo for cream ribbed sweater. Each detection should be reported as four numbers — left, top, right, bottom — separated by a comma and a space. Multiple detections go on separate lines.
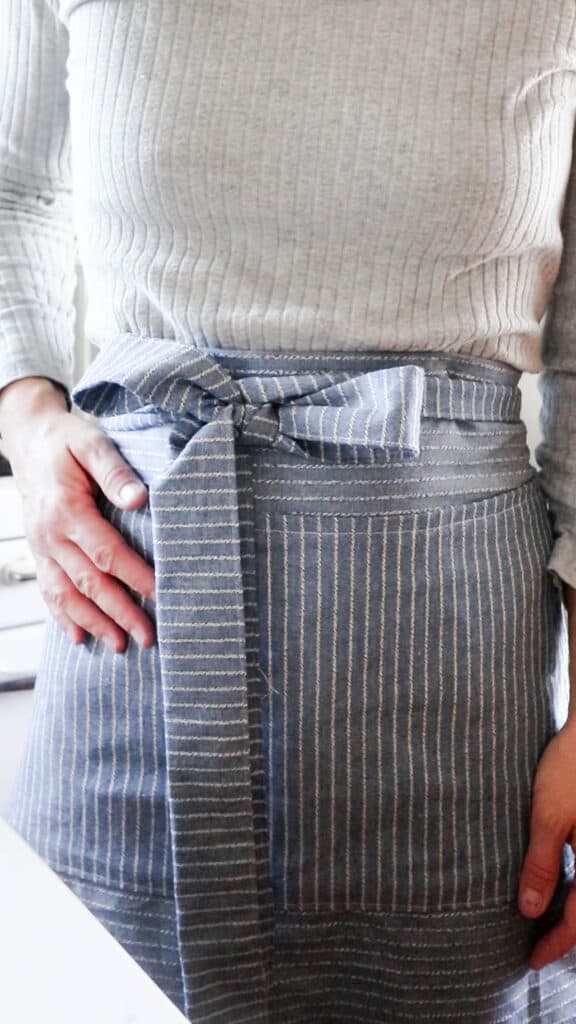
2, 0, 576, 586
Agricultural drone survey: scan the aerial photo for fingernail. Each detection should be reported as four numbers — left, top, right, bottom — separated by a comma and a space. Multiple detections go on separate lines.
118, 482, 146, 504
133, 628, 150, 648
520, 888, 542, 914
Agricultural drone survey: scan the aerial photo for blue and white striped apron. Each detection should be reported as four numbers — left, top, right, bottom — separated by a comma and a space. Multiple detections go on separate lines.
4, 336, 576, 1023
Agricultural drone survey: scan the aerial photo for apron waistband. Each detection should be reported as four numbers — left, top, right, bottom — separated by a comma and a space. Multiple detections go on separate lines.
77, 335, 522, 437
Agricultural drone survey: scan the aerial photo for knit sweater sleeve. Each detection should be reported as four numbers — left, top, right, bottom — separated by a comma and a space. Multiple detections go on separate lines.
535, 116, 576, 593
0, 0, 77, 402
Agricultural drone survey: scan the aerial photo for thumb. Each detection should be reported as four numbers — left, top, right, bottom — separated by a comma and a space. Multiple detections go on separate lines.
518, 822, 564, 919
71, 425, 148, 509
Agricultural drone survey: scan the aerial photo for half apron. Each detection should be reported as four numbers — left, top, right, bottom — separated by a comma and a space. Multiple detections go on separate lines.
3, 336, 576, 1023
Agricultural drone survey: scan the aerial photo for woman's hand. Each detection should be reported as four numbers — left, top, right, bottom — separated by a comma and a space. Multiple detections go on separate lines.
518, 717, 576, 969
0, 376, 156, 655
517, 581, 576, 970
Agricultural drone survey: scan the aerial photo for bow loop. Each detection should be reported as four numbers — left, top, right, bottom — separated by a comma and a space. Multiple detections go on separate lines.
72, 334, 427, 462
273, 364, 426, 459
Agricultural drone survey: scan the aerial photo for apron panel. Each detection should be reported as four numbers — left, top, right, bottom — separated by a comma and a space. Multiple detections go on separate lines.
3, 338, 574, 1023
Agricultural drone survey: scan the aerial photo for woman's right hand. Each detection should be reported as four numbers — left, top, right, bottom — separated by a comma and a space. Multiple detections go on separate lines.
0, 376, 156, 654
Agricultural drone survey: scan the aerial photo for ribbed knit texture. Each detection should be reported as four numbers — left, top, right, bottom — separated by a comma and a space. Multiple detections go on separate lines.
2, 1, 576, 585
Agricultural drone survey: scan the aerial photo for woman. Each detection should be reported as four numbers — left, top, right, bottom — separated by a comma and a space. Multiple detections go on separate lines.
2, 1, 576, 1020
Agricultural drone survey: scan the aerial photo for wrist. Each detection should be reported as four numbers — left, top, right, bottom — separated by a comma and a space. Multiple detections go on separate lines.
0, 375, 68, 423
0, 377, 69, 459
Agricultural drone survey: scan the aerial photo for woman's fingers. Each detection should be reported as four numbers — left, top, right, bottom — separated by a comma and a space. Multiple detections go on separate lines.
66, 506, 156, 606
67, 427, 149, 510
52, 538, 156, 649
27, 484, 156, 649
45, 601, 86, 647
518, 825, 564, 920
528, 885, 576, 971
36, 552, 132, 655
516, 721, 576, 970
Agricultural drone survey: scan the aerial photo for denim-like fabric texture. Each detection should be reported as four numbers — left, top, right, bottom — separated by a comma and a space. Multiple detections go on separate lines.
4, 340, 576, 1022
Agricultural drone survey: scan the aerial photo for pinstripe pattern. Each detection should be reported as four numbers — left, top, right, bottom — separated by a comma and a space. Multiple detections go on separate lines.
3, 339, 575, 1022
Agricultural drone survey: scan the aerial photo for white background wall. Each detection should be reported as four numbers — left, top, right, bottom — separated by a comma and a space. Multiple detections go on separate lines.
520, 371, 543, 467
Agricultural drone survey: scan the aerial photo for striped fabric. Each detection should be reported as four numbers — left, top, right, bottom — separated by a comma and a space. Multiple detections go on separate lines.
4, 340, 575, 1022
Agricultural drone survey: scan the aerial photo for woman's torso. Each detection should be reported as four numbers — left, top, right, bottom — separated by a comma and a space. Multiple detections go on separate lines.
58, 0, 576, 370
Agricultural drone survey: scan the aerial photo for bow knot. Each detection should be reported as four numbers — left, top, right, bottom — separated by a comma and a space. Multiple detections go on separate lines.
231, 398, 280, 447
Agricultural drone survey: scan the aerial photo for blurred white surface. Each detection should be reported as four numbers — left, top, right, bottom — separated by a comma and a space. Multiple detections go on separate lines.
0, 475, 26, 539
0, 818, 188, 1024
0, 478, 48, 689
0, 688, 34, 810
0, 477, 45, 806
519, 370, 542, 468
